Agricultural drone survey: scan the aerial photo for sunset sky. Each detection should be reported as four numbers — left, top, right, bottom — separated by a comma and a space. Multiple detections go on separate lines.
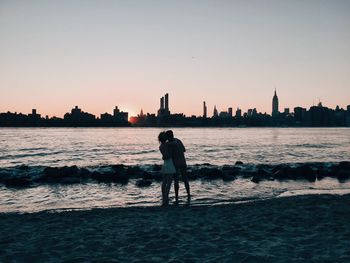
0, 0, 349, 118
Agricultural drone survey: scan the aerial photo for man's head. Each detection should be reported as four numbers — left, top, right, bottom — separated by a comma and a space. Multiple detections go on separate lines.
165, 130, 174, 140
158, 131, 167, 143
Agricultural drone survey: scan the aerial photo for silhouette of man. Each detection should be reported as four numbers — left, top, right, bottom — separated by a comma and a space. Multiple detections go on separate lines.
165, 130, 190, 202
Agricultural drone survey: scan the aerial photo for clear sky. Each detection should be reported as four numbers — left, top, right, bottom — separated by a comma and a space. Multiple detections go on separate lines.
0, 0, 349, 118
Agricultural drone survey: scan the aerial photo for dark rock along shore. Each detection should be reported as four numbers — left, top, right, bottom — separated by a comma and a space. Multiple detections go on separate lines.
0, 161, 349, 187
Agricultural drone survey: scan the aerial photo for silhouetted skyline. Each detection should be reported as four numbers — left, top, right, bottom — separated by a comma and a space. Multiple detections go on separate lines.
1, 91, 349, 127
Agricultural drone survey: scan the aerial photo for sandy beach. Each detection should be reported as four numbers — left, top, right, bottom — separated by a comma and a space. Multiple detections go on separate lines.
1, 194, 350, 262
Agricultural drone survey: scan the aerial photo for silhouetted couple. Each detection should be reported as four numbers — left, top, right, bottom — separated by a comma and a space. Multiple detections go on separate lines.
158, 130, 190, 206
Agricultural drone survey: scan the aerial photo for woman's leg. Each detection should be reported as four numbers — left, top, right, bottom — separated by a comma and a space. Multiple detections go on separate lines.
165, 174, 173, 202
161, 174, 168, 205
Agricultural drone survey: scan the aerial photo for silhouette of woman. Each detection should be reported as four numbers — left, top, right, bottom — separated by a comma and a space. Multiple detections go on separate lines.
158, 131, 176, 206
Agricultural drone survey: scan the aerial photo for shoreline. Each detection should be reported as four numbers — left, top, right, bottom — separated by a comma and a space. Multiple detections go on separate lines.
1, 194, 350, 262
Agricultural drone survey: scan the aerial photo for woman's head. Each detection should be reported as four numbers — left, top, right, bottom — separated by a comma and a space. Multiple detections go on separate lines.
158, 131, 167, 143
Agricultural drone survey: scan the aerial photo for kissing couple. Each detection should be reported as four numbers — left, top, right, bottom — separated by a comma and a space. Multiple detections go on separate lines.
158, 130, 191, 206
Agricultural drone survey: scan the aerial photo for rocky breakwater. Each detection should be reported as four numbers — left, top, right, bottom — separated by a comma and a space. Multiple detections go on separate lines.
0, 161, 349, 188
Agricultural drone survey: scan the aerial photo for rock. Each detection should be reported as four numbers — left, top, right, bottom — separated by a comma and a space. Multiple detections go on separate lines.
136, 179, 152, 187
273, 165, 316, 182
252, 168, 273, 182
338, 161, 350, 170
222, 173, 236, 181
334, 169, 350, 181
257, 168, 269, 176
200, 167, 223, 180
235, 161, 243, 165
127, 166, 143, 177
272, 164, 285, 174
143, 171, 162, 181
151, 171, 162, 181
18, 165, 29, 171
331, 162, 350, 182
222, 165, 241, 174
41, 167, 63, 182
60, 166, 80, 177
251, 176, 261, 183
221, 166, 238, 181
186, 170, 198, 180
41, 166, 80, 183
79, 168, 91, 178
91, 171, 129, 184
5, 177, 32, 187
273, 166, 293, 180
316, 167, 327, 180
142, 171, 153, 180
293, 165, 317, 182
112, 164, 126, 170
60, 177, 81, 184
152, 164, 162, 171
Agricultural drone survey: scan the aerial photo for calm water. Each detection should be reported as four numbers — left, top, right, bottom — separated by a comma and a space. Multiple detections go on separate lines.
0, 128, 350, 213
1, 127, 349, 167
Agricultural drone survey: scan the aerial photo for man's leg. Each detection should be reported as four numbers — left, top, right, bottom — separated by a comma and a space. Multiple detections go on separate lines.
181, 168, 191, 200
161, 174, 168, 205
174, 171, 179, 203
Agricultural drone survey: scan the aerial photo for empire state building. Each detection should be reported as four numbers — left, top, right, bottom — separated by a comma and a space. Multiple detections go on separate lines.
272, 89, 279, 117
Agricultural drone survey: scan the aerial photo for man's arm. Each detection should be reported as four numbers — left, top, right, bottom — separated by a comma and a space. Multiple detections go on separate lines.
178, 139, 186, 152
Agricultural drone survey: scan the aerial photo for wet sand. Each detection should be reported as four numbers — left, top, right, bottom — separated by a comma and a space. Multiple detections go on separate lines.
1, 194, 350, 262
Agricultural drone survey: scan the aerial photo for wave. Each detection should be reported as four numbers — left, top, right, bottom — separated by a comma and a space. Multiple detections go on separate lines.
0, 161, 349, 187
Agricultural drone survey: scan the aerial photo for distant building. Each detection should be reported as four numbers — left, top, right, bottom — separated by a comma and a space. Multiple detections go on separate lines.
72, 106, 81, 115
252, 108, 257, 117
247, 109, 253, 117
28, 109, 41, 125
284, 108, 290, 115
113, 106, 120, 116
158, 93, 171, 117
272, 89, 279, 117
309, 102, 330, 126
29, 109, 40, 119
236, 108, 242, 118
165, 93, 169, 111
219, 111, 229, 118
213, 105, 218, 117
228, 107, 233, 117
294, 107, 306, 123
64, 106, 96, 126
203, 101, 207, 118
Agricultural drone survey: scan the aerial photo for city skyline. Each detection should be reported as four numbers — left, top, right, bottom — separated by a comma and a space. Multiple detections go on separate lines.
0, 89, 348, 119
1, 1, 350, 117
1, 90, 349, 120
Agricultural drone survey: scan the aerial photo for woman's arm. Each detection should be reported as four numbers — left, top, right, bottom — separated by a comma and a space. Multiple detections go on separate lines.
159, 144, 171, 160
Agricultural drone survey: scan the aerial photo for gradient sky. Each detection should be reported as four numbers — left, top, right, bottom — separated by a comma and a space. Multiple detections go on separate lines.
1, 0, 349, 118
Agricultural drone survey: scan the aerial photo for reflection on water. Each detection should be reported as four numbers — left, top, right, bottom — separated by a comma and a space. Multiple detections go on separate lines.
1, 177, 350, 213
0, 128, 349, 167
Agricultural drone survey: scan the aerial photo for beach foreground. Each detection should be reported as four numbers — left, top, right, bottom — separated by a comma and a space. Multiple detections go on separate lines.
1, 195, 350, 262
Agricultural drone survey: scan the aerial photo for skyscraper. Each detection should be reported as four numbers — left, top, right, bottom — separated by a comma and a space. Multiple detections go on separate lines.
160, 97, 164, 110
272, 89, 279, 117
158, 93, 170, 116
165, 93, 169, 111
213, 105, 218, 117
203, 101, 207, 118
228, 107, 233, 117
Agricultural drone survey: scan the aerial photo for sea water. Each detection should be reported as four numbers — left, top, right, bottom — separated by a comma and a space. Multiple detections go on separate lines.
0, 127, 349, 213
